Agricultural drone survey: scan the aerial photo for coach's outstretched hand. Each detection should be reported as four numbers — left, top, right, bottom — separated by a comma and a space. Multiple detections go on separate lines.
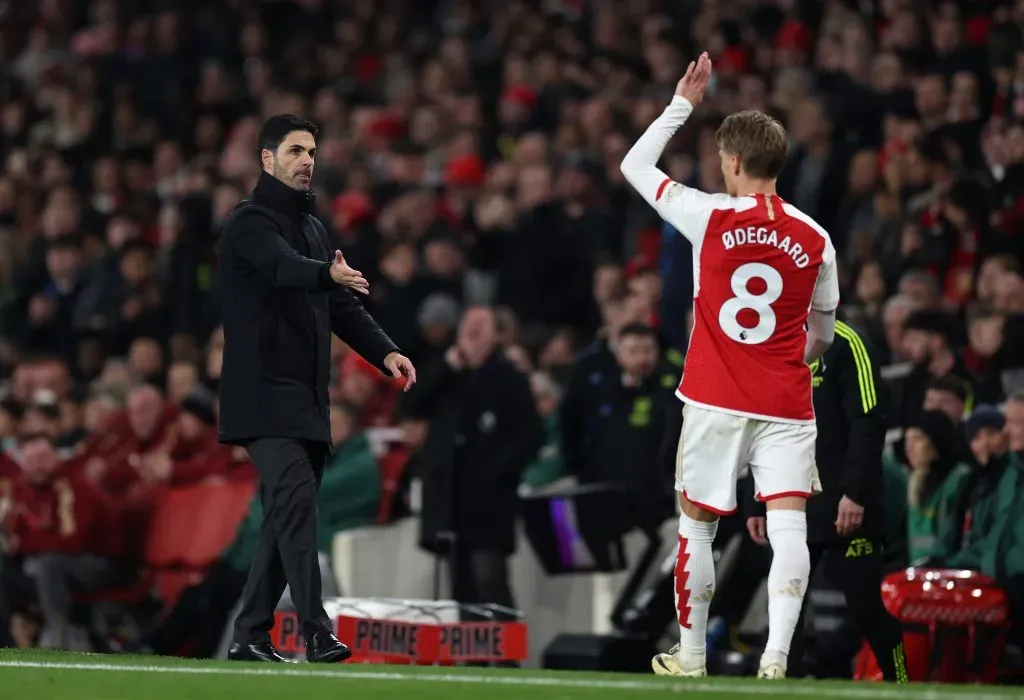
384, 351, 417, 391
675, 52, 713, 107
329, 250, 370, 295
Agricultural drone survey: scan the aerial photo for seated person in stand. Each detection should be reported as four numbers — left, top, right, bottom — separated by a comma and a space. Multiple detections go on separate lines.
904, 410, 972, 566
1, 436, 125, 650
939, 406, 1020, 577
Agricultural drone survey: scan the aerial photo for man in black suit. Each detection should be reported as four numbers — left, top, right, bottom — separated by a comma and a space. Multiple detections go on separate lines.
218, 114, 415, 663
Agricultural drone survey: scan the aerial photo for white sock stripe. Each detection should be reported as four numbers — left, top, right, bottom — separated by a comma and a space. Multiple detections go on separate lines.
678, 513, 719, 541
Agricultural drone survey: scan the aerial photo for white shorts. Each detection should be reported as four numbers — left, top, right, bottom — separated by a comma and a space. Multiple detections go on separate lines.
674, 404, 820, 515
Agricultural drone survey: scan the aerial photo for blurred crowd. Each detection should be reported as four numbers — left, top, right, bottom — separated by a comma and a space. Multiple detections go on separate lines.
1, 0, 1024, 661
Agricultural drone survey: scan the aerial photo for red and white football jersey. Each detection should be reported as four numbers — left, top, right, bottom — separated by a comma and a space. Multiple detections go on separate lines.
621, 97, 840, 424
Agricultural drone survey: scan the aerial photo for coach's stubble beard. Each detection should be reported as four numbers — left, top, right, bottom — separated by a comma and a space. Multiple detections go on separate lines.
274, 162, 312, 192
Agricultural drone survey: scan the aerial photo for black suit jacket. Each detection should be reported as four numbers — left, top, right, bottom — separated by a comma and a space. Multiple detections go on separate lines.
217, 172, 398, 445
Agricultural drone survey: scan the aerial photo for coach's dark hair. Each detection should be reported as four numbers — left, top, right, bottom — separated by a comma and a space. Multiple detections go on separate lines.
257, 114, 319, 158
619, 322, 658, 342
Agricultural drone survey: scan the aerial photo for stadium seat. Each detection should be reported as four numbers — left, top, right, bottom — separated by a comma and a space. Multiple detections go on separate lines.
74, 480, 255, 608
855, 569, 1010, 684
145, 486, 208, 568
180, 480, 255, 568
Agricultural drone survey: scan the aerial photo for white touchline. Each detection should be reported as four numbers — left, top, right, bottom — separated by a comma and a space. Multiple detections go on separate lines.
0, 660, 1011, 700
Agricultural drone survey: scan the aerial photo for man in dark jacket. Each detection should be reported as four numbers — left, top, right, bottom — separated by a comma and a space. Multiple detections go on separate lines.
403, 306, 543, 618
218, 114, 415, 664
746, 318, 907, 682
560, 292, 665, 478
573, 322, 678, 534
941, 406, 1020, 578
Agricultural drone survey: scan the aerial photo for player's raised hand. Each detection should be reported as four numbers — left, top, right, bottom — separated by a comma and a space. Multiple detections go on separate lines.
675, 52, 713, 107
329, 250, 369, 295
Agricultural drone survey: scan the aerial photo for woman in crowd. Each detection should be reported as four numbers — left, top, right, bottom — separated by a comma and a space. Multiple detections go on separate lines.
904, 410, 972, 566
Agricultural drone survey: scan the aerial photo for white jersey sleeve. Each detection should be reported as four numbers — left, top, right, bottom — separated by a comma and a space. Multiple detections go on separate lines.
811, 237, 840, 312
619, 96, 735, 244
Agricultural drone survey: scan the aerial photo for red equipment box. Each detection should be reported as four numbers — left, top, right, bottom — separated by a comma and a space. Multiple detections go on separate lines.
271, 610, 528, 665
854, 568, 1009, 683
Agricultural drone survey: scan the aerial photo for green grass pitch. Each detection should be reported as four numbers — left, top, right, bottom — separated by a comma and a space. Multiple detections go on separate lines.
0, 649, 1018, 700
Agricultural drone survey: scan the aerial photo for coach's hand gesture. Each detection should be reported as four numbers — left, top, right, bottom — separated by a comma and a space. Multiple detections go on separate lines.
384, 351, 417, 392
329, 250, 369, 295
675, 52, 713, 107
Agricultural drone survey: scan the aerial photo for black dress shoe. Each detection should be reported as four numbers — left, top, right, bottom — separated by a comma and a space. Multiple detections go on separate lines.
228, 642, 288, 662
305, 631, 352, 663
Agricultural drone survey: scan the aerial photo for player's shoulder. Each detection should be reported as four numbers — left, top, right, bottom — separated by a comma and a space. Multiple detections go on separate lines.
780, 201, 834, 255
661, 181, 754, 213
779, 201, 829, 237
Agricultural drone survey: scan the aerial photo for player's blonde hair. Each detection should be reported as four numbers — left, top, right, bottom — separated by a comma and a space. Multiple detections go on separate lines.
715, 111, 788, 180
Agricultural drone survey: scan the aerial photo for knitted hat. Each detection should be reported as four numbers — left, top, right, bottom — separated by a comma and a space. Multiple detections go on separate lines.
417, 294, 461, 329
906, 409, 957, 460
964, 404, 1005, 443
501, 83, 537, 111
444, 155, 486, 188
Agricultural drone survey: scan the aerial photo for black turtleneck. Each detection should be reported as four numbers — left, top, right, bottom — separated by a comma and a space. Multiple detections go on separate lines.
250, 171, 333, 286
252, 171, 316, 220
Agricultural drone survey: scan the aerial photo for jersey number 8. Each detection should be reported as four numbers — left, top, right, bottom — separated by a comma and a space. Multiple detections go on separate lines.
718, 262, 783, 344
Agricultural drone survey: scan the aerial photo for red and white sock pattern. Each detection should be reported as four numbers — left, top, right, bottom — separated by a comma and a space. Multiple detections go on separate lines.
674, 513, 718, 665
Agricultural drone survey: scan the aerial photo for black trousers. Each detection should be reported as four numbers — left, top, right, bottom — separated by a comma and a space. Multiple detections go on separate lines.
789, 537, 907, 682
0, 555, 33, 648
449, 547, 518, 667
233, 438, 333, 644
450, 548, 515, 621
